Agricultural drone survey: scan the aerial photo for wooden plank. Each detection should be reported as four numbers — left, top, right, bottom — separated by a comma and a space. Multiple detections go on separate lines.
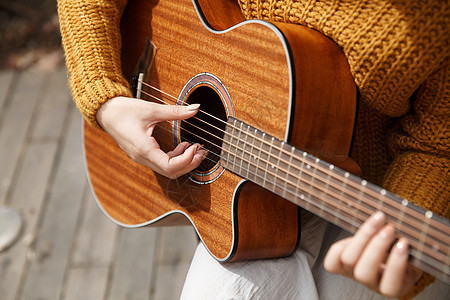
0, 71, 15, 116
62, 186, 118, 300
0, 68, 74, 300
30, 68, 72, 141
19, 107, 86, 300
0, 142, 58, 300
63, 266, 109, 300
71, 186, 118, 266
152, 226, 198, 299
154, 226, 198, 264
107, 227, 158, 300
0, 71, 46, 204
153, 262, 192, 299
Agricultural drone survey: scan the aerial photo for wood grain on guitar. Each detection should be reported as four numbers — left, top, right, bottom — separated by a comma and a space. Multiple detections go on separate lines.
83, 0, 450, 283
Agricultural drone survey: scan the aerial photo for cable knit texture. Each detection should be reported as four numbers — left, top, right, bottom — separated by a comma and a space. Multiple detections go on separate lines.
57, 0, 449, 298
58, 0, 132, 128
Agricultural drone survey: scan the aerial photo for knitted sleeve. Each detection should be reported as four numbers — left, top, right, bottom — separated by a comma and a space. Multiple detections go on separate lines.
384, 57, 449, 299
57, 0, 132, 129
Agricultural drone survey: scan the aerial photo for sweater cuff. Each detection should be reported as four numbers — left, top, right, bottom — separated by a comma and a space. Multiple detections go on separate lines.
72, 76, 132, 129
398, 273, 435, 300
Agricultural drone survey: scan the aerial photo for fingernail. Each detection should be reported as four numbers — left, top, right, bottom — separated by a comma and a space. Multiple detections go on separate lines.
188, 103, 200, 111
395, 238, 408, 255
378, 225, 394, 239
363, 211, 385, 231
373, 211, 384, 221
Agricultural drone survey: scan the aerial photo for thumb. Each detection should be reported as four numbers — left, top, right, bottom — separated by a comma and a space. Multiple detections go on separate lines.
151, 103, 200, 121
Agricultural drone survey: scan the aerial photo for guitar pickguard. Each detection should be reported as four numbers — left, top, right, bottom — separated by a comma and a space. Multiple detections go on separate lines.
165, 174, 202, 209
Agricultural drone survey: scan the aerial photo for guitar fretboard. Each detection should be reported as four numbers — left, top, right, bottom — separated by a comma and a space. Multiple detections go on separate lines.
220, 117, 450, 284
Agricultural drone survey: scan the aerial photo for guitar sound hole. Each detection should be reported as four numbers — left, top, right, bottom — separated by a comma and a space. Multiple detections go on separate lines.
181, 86, 227, 173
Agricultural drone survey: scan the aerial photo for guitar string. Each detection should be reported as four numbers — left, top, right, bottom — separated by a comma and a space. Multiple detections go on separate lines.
137, 88, 388, 226
136, 85, 448, 239
136, 81, 446, 232
140, 80, 231, 132
134, 86, 449, 263
136, 85, 449, 249
132, 93, 448, 269
146, 113, 448, 269
137, 81, 441, 224
150, 121, 448, 273
220, 138, 450, 270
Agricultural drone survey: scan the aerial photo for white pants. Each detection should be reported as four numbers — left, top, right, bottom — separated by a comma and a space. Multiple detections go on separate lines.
181, 212, 449, 299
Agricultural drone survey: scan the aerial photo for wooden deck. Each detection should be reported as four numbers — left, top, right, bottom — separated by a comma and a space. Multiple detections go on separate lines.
0, 68, 198, 300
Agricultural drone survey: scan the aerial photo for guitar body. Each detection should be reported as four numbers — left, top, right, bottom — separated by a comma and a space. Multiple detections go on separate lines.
84, 0, 357, 262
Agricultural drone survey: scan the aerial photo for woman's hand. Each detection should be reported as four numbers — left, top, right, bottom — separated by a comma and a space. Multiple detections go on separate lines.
324, 212, 423, 297
96, 96, 207, 179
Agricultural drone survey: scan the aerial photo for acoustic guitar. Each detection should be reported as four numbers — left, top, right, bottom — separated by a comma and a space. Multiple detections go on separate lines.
83, 0, 450, 283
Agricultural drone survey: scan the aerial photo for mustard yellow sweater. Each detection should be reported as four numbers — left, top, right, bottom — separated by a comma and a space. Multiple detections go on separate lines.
57, 0, 449, 298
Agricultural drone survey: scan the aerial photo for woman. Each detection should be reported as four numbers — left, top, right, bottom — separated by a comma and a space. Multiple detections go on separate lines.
57, 0, 449, 298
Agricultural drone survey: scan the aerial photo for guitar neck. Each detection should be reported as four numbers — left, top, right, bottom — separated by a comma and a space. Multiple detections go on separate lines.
220, 117, 450, 283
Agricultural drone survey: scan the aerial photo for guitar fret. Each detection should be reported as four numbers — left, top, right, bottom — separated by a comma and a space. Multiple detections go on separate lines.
323, 163, 334, 223
282, 144, 293, 199
253, 129, 264, 182
221, 118, 238, 172
246, 125, 256, 180
237, 121, 244, 174
231, 119, 239, 170
355, 178, 368, 229
293, 150, 306, 207
410, 247, 447, 279
334, 169, 359, 230
275, 142, 287, 196
397, 199, 408, 238
274, 142, 283, 195
221, 120, 231, 170
259, 133, 268, 189
304, 153, 319, 214
242, 123, 251, 176
418, 215, 432, 269
266, 136, 275, 192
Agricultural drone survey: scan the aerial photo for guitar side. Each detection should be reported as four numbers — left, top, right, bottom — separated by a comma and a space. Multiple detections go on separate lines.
84, 0, 357, 262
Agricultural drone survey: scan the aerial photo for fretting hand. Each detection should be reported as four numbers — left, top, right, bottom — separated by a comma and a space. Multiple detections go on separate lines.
324, 212, 423, 297
96, 96, 207, 179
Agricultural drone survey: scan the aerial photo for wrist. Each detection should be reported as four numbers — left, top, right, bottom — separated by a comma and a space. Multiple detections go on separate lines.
96, 96, 129, 131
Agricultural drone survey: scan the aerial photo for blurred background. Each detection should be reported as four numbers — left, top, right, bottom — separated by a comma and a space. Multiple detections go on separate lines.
0, 0, 63, 71
0, 1, 197, 299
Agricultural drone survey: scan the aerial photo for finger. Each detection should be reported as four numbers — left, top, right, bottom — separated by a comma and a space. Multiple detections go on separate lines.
147, 143, 205, 179
324, 238, 353, 276
353, 225, 396, 290
340, 212, 386, 271
167, 142, 191, 157
166, 143, 205, 173
379, 238, 421, 297
172, 147, 208, 177
150, 103, 200, 122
